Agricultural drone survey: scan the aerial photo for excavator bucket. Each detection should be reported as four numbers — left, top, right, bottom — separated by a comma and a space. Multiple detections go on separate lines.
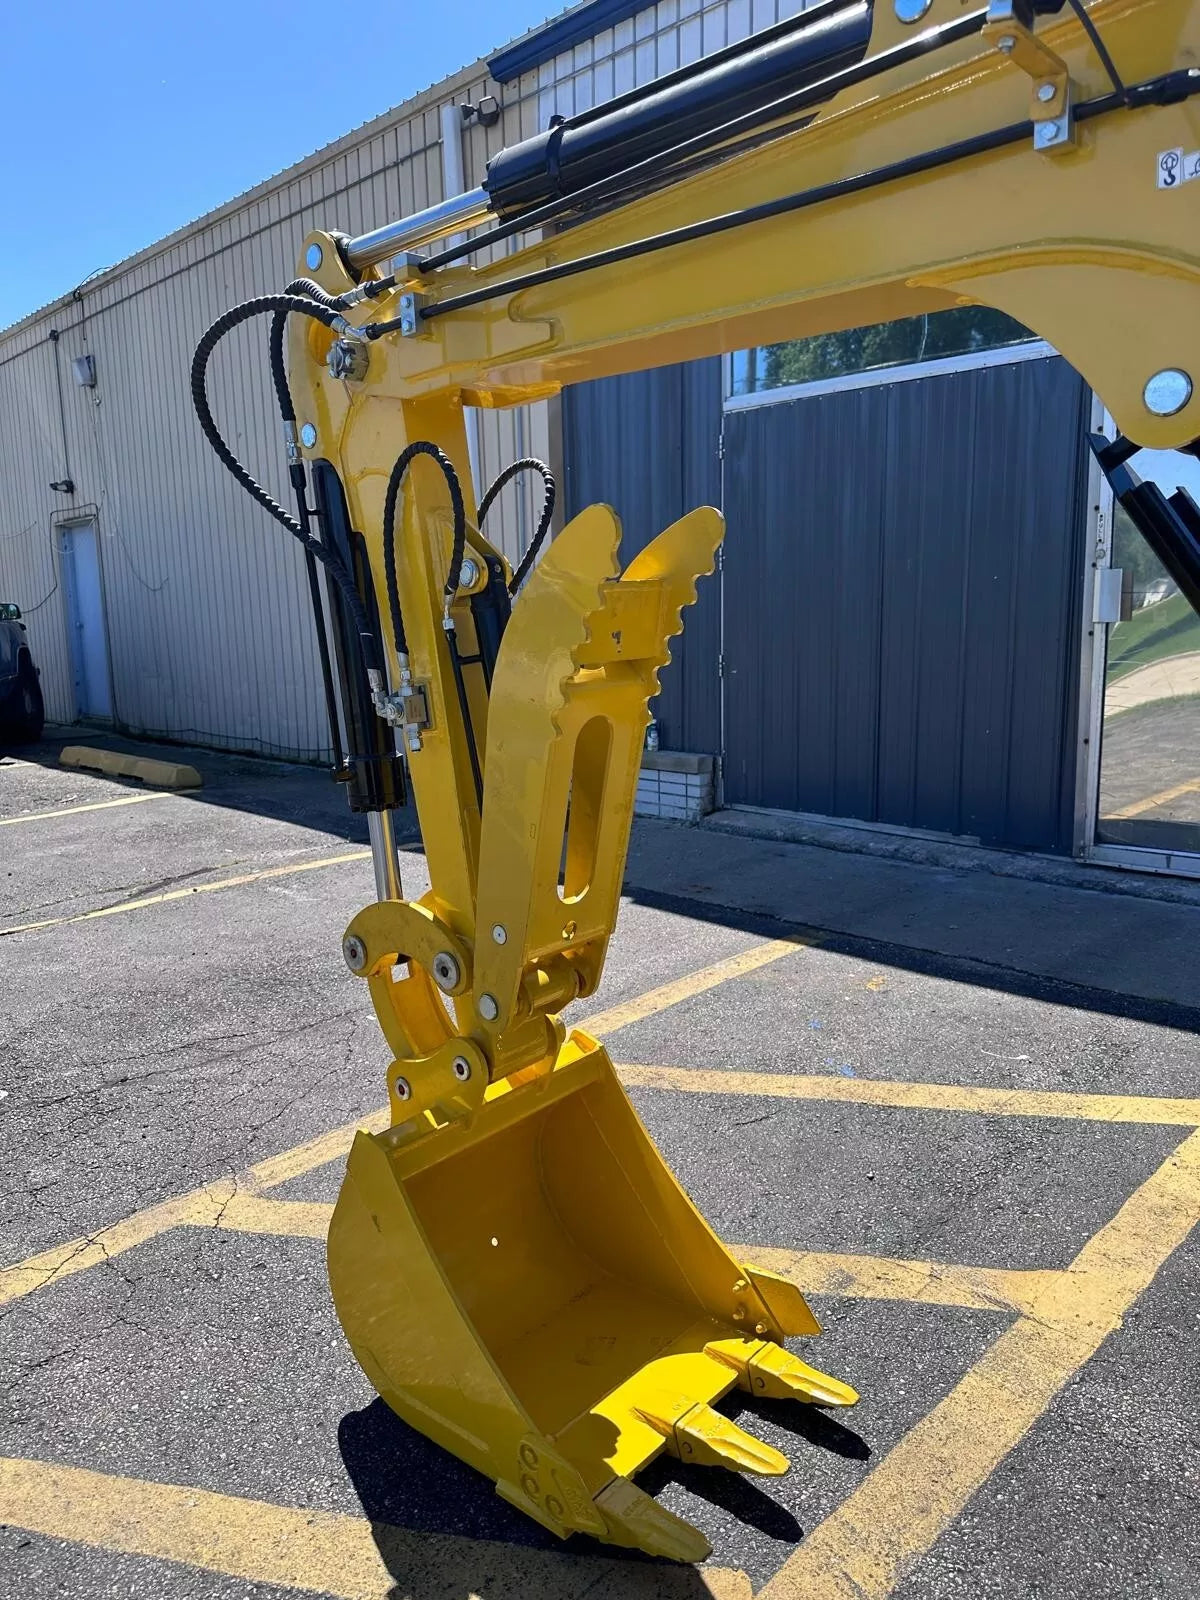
327, 503, 857, 1559
328, 1033, 856, 1558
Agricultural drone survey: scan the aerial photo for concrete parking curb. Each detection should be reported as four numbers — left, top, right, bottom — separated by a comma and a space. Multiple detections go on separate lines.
59, 745, 202, 790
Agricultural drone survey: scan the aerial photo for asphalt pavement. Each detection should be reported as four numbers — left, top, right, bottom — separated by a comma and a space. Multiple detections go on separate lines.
2, 727, 1198, 1599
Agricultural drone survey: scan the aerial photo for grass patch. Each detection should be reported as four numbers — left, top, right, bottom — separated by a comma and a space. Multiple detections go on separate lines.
1106, 592, 1200, 683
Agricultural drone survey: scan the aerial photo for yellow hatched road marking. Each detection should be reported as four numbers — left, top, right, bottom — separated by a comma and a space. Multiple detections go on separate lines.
0, 1111, 389, 1309
742, 1245, 1061, 1318
0, 937, 810, 1305
0, 1458, 750, 1600
207, 1192, 1059, 1316
0, 792, 173, 826
618, 1064, 1200, 1125
0, 850, 372, 937
759, 1126, 1200, 1600
578, 935, 815, 1036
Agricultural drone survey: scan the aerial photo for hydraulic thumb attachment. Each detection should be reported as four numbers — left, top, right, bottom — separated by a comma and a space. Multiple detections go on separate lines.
329, 499, 857, 1559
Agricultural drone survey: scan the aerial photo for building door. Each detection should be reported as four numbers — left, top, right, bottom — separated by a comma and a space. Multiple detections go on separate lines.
59, 521, 112, 720
1084, 438, 1200, 875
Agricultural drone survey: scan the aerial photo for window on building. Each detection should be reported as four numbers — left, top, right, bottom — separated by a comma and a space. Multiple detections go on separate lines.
729, 306, 1039, 398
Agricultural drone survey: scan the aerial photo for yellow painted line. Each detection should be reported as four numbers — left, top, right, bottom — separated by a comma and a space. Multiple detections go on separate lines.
207, 1196, 1064, 1317
577, 934, 815, 1037
760, 1126, 1200, 1600
212, 1193, 333, 1239
1109, 775, 1200, 819
0, 792, 173, 826
0, 849, 372, 937
0, 1110, 388, 1309
741, 1244, 1062, 1318
0, 1457, 750, 1600
2, 938, 800, 1303
617, 1064, 1200, 1126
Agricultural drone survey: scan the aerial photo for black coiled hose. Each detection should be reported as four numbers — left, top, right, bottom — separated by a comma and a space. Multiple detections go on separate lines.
189, 292, 382, 674
477, 458, 556, 593
381, 440, 468, 656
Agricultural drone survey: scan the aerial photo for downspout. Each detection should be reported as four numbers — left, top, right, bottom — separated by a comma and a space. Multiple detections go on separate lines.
47, 330, 76, 497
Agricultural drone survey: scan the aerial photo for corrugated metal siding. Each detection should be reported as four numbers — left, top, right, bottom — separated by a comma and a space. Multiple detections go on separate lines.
721, 356, 1091, 852
0, 61, 551, 759
562, 359, 723, 752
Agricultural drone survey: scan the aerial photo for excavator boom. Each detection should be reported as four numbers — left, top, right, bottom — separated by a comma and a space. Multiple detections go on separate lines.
192, 0, 1200, 1561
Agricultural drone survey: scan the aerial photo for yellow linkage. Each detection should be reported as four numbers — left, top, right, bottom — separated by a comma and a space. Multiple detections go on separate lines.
329, 501, 855, 1558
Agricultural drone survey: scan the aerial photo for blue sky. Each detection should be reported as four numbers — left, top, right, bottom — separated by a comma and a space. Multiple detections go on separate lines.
0, 0, 559, 331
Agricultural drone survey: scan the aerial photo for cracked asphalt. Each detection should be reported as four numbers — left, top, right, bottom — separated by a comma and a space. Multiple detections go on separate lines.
2, 728, 1199, 1598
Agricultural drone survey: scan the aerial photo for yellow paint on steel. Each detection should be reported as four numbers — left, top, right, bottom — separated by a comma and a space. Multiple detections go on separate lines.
741, 1245, 1063, 1318
617, 1064, 1200, 1127
0, 940, 801, 1306
0, 1457, 751, 1600
0, 792, 173, 826
1109, 776, 1200, 820
0, 850, 372, 937
579, 937, 815, 1037
0, 1110, 389, 1309
759, 1127, 1200, 1600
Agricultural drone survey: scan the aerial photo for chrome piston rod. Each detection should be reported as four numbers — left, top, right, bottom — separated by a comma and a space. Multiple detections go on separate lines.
343, 188, 491, 272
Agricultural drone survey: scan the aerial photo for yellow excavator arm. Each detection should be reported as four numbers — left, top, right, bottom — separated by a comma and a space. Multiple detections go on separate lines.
192, 0, 1200, 1561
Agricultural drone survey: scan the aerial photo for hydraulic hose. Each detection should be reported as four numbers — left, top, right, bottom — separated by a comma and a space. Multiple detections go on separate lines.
477, 458, 556, 593
380, 440, 469, 635
190, 292, 383, 674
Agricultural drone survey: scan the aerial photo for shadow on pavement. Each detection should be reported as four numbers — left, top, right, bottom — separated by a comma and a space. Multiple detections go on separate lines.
339, 1398, 735, 1595
7, 725, 418, 847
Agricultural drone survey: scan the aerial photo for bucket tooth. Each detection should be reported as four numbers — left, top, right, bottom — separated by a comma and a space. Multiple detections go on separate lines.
671, 1402, 789, 1476
706, 1338, 859, 1408
594, 1476, 712, 1563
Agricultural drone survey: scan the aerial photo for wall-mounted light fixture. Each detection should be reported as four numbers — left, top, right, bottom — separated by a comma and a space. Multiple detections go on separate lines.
461, 96, 501, 129
49, 478, 76, 494
72, 354, 97, 388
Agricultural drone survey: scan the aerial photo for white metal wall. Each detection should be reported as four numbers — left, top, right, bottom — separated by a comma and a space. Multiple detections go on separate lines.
0, 0, 812, 760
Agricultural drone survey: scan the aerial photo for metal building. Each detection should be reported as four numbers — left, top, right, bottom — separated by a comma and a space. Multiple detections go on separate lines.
2, 0, 1197, 877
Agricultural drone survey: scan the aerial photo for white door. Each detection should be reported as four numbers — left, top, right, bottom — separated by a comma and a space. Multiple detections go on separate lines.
60, 522, 112, 720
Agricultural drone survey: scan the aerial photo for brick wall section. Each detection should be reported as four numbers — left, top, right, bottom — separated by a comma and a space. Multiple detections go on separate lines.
634, 751, 716, 821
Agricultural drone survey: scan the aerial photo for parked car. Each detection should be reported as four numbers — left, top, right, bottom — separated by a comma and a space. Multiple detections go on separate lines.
0, 602, 45, 744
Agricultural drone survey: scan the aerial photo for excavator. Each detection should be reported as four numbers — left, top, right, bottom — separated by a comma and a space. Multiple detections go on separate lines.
192, 0, 1200, 1562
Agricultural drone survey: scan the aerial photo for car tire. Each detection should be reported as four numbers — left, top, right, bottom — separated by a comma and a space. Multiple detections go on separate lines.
7, 665, 45, 745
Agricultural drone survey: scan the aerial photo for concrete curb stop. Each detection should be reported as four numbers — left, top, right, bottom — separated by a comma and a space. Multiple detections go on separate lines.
59, 745, 203, 791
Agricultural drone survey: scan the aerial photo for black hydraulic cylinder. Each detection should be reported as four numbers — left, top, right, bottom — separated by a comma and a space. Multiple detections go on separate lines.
484, 0, 873, 217
310, 459, 407, 813
1090, 434, 1200, 616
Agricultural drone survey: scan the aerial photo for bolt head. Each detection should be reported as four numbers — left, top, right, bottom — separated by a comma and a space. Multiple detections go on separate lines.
342, 934, 367, 973
299, 423, 317, 449
1143, 368, 1193, 418
432, 951, 461, 992
458, 557, 480, 589
1037, 81, 1056, 102
393, 1076, 412, 1102
997, 33, 1016, 51
305, 242, 324, 271
893, 0, 931, 20
491, 924, 507, 945
452, 1055, 471, 1081
479, 992, 500, 1022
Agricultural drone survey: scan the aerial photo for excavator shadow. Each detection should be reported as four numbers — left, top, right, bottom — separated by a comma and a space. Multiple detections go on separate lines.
339, 1381, 871, 1568
339, 1399, 739, 1590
